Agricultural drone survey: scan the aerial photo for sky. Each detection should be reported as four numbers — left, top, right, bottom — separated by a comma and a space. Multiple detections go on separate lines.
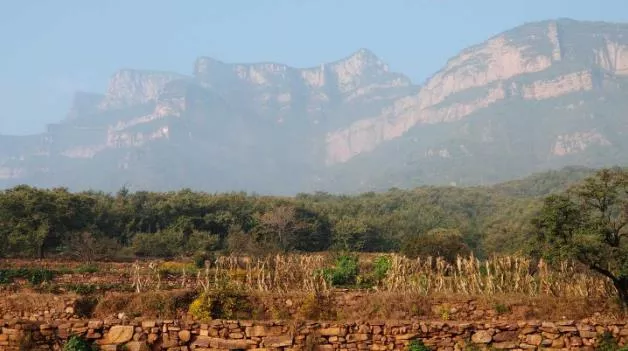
2, 0, 628, 135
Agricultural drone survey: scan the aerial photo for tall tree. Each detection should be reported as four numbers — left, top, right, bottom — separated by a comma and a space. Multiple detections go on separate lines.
534, 168, 628, 306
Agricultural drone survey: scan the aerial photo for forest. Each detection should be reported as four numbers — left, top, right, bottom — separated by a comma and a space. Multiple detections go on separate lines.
0, 166, 596, 261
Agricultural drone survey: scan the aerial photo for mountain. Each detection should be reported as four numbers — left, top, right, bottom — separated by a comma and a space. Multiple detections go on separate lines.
2, 19, 628, 194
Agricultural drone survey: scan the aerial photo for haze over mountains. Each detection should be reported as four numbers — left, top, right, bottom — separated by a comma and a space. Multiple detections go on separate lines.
2, 18, 628, 194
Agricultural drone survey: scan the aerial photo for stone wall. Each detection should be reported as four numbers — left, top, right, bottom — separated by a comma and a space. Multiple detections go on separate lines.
1, 318, 627, 351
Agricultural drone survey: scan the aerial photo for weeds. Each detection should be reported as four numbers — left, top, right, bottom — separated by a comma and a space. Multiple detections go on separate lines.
0, 268, 55, 286
62, 335, 92, 351
408, 339, 431, 351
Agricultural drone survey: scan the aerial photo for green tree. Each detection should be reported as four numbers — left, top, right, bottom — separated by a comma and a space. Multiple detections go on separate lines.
401, 228, 471, 262
533, 168, 628, 306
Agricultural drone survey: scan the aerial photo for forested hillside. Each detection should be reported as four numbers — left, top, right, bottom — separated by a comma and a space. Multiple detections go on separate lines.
0, 166, 594, 260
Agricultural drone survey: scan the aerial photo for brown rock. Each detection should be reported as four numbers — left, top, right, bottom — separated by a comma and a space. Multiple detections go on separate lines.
246, 325, 283, 337
124, 341, 149, 351
520, 327, 536, 335
525, 334, 542, 346
570, 336, 583, 346
320, 327, 347, 337
492, 341, 517, 349
493, 331, 517, 342
178, 330, 191, 342
471, 330, 492, 344
346, 334, 369, 342
103, 325, 134, 344
264, 335, 293, 348
579, 330, 598, 338
394, 334, 417, 341
147, 333, 158, 344
141, 321, 156, 329
87, 320, 103, 329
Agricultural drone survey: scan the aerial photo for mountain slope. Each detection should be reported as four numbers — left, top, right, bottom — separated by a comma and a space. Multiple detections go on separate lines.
2, 19, 628, 194
319, 19, 628, 192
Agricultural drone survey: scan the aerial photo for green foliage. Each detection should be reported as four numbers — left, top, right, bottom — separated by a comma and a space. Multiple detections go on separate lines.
402, 228, 471, 262
597, 331, 620, 351
189, 282, 252, 320
193, 252, 212, 269
0, 268, 55, 286
320, 254, 360, 287
408, 339, 431, 351
372, 255, 392, 282
533, 168, 628, 305
75, 264, 99, 274
494, 303, 510, 315
63, 335, 92, 351
0, 167, 608, 261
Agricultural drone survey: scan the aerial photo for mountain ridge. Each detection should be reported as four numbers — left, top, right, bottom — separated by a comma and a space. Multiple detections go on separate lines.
2, 18, 628, 194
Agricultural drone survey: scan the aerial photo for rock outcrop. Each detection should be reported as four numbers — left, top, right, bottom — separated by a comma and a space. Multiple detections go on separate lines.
324, 19, 627, 165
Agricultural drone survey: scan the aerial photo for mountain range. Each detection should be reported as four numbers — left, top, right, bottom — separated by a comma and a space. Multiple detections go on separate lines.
2, 18, 628, 194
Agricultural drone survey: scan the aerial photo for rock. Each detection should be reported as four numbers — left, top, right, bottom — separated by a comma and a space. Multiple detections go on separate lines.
320, 327, 347, 336
147, 333, 158, 344
471, 330, 492, 344
346, 334, 369, 342
246, 325, 283, 337
492, 341, 517, 349
493, 331, 518, 342
124, 341, 149, 351
178, 330, 191, 342
579, 330, 598, 338
141, 321, 156, 329
525, 334, 542, 346
264, 335, 293, 348
103, 325, 134, 344
88, 320, 104, 329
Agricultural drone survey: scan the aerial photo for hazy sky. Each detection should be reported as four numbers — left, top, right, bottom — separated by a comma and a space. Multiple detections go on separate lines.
2, 0, 628, 135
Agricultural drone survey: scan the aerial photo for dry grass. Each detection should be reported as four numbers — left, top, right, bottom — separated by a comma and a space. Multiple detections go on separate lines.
381, 254, 613, 298
179, 253, 612, 299
94, 290, 196, 319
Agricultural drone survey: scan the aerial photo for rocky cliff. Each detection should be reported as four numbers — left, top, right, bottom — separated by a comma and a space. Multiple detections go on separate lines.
2, 19, 628, 193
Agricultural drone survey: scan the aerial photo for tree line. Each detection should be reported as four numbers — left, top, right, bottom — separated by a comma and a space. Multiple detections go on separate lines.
0, 178, 549, 261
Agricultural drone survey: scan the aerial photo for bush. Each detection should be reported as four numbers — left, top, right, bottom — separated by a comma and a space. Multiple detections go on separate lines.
189, 285, 252, 321
75, 264, 99, 274
408, 339, 431, 351
372, 255, 392, 282
401, 228, 471, 263
320, 254, 359, 287
0, 268, 55, 286
63, 335, 92, 351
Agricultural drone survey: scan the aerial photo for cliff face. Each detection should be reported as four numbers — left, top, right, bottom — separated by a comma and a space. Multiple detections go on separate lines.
324, 19, 628, 165
3, 19, 628, 193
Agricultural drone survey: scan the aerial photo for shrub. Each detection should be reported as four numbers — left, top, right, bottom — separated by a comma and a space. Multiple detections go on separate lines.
189, 286, 252, 321
408, 339, 431, 351
320, 254, 359, 287
75, 264, 99, 274
74, 296, 99, 318
401, 228, 471, 263
63, 335, 92, 351
372, 255, 392, 281
0, 268, 55, 286
297, 292, 337, 320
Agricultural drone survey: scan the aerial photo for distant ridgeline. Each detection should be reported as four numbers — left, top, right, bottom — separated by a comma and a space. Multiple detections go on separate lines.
2, 19, 628, 194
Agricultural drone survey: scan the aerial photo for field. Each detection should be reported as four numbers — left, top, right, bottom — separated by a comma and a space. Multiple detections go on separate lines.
0, 253, 621, 323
